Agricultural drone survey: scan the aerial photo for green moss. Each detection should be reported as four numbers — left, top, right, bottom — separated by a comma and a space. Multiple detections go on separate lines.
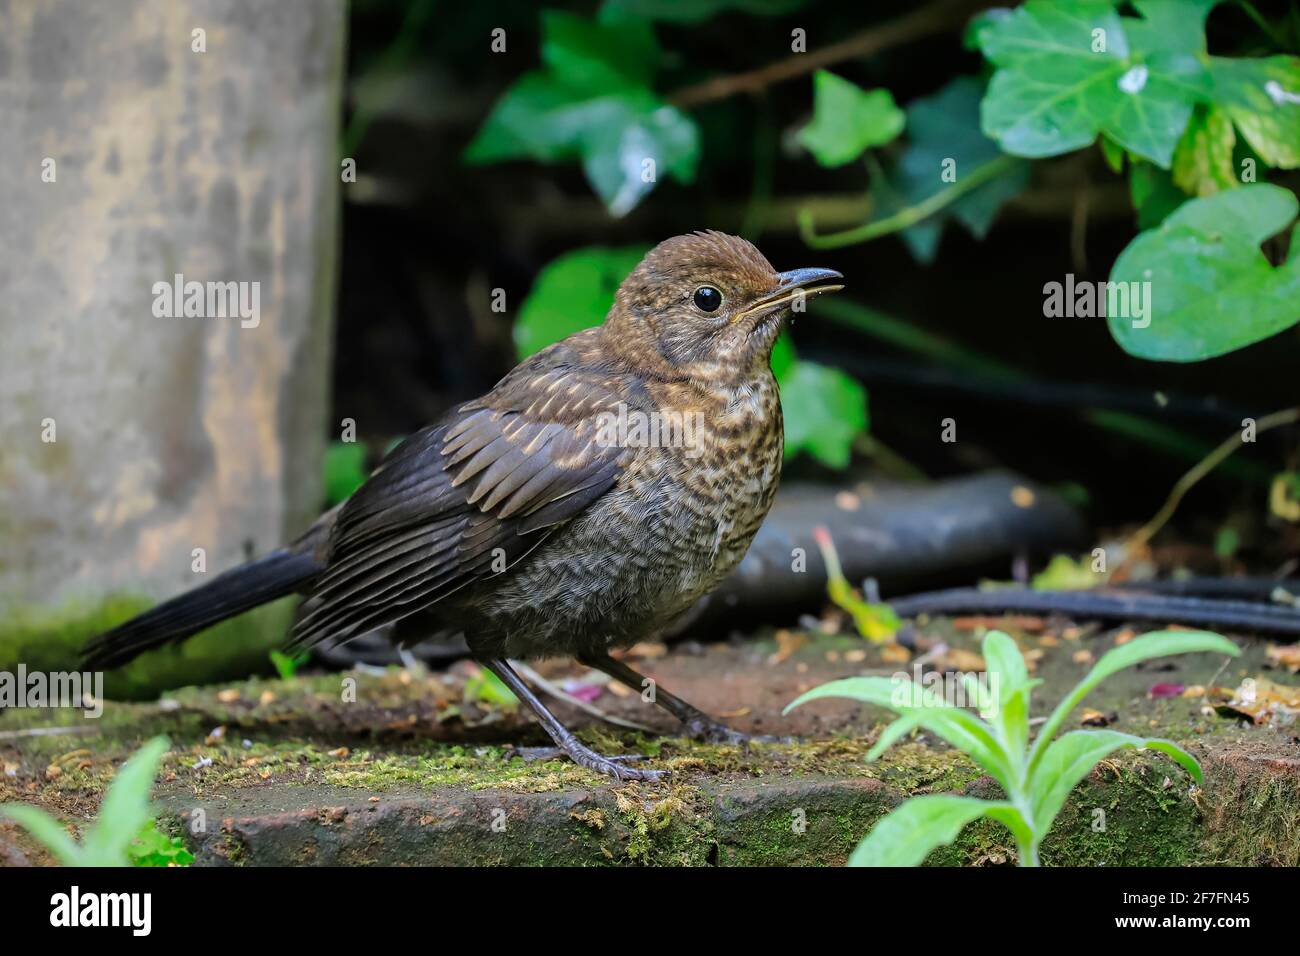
0, 595, 297, 699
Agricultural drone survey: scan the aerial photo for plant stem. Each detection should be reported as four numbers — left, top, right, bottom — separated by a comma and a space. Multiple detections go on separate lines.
799, 155, 1021, 249
667, 0, 995, 108
1120, 407, 1300, 559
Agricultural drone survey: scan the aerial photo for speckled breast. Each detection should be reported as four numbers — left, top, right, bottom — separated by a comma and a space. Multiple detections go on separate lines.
468, 373, 784, 659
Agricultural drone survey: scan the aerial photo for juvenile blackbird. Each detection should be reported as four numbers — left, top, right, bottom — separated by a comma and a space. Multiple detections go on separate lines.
84, 231, 843, 781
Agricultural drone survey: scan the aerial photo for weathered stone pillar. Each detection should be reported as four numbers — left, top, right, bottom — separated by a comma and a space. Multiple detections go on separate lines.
0, 0, 347, 694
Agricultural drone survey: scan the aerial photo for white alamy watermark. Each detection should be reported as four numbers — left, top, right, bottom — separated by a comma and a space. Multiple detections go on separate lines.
50, 886, 151, 936
0, 665, 103, 718
152, 273, 261, 328
1043, 274, 1151, 329
595, 403, 705, 458
891, 665, 1001, 720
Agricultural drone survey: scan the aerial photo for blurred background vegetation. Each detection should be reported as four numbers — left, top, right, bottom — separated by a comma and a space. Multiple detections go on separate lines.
331, 0, 1299, 571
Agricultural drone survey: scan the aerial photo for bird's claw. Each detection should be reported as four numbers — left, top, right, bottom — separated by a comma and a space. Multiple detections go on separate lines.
683, 719, 785, 745
508, 744, 663, 781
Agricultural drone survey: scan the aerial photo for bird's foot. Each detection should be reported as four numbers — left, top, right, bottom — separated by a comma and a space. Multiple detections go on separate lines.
682, 717, 786, 745
508, 744, 663, 782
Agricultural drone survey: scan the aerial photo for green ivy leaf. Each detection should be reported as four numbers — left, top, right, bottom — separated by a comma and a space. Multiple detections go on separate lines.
1209, 55, 1300, 169
463, 12, 698, 215
798, 71, 904, 168
1100, 134, 1126, 173
580, 99, 700, 215
979, 0, 1211, 167
870, 76, 1030, 263
541, 10, 658, 89
777, 360, 868, 468
1171, 104, 1238, 196
1109, 184, 1300, 361
1129, 159, 1187, 228
515, 246, 649, 359
324, 441, 368, 507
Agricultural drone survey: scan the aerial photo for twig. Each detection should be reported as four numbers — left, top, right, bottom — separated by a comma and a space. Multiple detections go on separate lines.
668, 0, 995, 109
799, 155, 1020, 249
1121, 407, 1300, 557
509, 660, 656, 734
0, 725, 99, 740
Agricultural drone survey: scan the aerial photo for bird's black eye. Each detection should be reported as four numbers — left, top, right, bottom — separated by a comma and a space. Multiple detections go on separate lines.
693, 286, 723, 313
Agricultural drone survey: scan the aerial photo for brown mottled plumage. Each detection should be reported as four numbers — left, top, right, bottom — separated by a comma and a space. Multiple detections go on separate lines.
85, 232, 843, 780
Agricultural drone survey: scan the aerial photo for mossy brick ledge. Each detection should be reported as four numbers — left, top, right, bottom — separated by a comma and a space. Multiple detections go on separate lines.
140, 741, 1296, 867
2, 626, 1297, 866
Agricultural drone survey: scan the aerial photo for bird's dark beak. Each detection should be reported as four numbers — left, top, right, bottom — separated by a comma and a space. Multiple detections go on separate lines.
775, 267, 845, 295
739, 267, 844, 321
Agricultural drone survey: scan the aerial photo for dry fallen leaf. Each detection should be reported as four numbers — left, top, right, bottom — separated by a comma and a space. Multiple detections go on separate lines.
1080, 709, 1112, 727
1266, 643, 1300, 673
1214, 676, 1300, 725
936, 647, 987, 672
880, 643, 911, 664
768, 629, 806, 665
328, 747, 350, 759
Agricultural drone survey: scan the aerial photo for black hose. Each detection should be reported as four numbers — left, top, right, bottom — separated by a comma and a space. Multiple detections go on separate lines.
889, 587, 1300, 636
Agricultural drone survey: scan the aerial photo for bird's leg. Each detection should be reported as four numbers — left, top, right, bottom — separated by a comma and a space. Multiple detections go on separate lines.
579, 651, 763, 745
482, 659, 664, 783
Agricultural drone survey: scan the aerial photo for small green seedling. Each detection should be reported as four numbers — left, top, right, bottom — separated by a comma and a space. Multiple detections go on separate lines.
464, 665, 518, 709
813, 525, 900, 643
786, 629, 1239, 866
0, 736, 187, 867
270, 648, 310, 680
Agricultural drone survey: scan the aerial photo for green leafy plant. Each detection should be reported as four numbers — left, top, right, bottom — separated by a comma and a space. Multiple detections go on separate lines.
270, 648, 311, 680
1109, 183, 1300, 361
324, 440, 368, 507
515, 247, 869, 468
812, 525, 899, 641
128, 820, 196, 867
797, 71, 905, 167
786, 629, 1240, 865
464, 10, 698, 216
0, 736, 185, 867
464, 665, 519, 708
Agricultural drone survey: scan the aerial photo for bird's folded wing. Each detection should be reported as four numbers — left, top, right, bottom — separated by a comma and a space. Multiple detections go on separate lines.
291, 359, 631, 649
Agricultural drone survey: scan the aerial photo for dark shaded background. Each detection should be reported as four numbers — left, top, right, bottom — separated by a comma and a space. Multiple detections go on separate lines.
332, 0, 1300, 567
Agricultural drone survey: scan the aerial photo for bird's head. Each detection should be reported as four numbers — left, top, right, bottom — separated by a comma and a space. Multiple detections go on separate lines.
604, 231, 843, 382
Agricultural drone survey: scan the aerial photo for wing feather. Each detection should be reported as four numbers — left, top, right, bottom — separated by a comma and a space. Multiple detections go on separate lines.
290, 338, 632, 650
